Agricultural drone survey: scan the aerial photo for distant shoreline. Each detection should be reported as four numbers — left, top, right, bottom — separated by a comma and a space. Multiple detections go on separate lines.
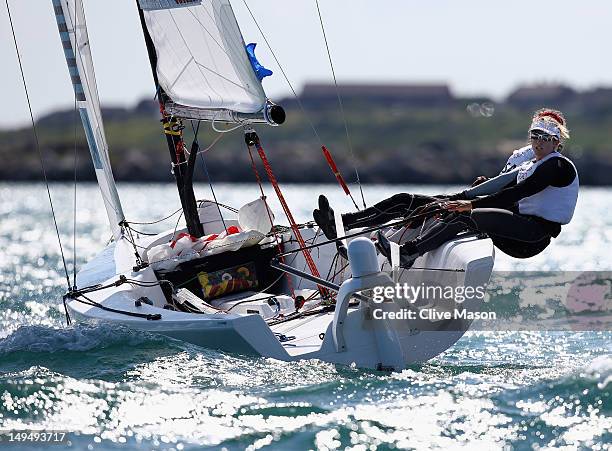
1, 179, 610, 187
2, 99, 612, 186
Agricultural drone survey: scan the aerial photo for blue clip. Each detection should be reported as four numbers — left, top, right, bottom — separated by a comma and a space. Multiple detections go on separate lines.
245, 43, 272, 81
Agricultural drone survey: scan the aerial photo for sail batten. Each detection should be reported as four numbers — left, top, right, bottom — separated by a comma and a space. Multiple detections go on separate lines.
140, 0, 268, 115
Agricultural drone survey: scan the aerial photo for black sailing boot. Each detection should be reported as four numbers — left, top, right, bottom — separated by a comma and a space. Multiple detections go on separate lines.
313, 195, 349, 259
313, 194, 337, 240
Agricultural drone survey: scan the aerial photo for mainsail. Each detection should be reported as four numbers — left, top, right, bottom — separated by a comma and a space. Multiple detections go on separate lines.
52, 0, 125, 239
139, 0, 275, 122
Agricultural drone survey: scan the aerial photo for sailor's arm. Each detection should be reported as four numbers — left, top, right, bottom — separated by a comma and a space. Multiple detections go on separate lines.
448, 168, 519, 200
471, 158, 575, 209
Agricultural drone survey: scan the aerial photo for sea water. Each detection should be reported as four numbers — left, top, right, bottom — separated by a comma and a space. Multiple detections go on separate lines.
0, 183, 610, 450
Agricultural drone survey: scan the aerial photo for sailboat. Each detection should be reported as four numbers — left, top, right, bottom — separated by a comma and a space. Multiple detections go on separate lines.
50, 0, 494, 371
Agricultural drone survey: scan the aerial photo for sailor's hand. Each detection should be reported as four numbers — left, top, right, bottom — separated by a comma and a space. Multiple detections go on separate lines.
441, 200, 472, 212
471, 175, 489, 186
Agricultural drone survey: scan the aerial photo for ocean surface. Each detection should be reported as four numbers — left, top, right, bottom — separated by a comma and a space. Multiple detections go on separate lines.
0, 182, 610, 450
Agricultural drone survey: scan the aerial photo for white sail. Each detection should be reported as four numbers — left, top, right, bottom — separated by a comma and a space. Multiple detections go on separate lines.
52, 0, 125, 240
139, 0, 268, 115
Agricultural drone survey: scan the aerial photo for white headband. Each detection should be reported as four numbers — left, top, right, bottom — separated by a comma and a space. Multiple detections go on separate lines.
529, 119, 561, 139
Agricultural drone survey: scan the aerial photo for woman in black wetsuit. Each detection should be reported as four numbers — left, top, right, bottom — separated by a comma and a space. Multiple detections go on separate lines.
374, 109, 579, 267
315, 109, 562, 239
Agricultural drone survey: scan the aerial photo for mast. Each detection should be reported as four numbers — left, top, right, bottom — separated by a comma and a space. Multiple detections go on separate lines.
134, 0, 285, 238
52, 0, 125, 240
136, 2, 204, 238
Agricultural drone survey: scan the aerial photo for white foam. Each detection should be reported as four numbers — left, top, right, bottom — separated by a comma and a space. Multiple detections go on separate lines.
0, 324, 158, 354
582, 354, 612, 389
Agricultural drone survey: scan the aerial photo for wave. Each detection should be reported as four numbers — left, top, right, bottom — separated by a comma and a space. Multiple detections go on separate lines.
582, 354, 612, 390
0, 323, 169, 355
495, 354, 612, 413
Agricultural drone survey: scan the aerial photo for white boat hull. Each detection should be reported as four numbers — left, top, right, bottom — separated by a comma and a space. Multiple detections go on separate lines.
68, 226, 494, 370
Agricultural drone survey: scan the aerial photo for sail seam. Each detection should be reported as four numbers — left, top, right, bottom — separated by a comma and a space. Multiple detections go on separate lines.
167, 8, 261, 99
168, 55, 194, 92
166, 9, 224, 103
193, 61, 258, 94
142, 1, 266, 114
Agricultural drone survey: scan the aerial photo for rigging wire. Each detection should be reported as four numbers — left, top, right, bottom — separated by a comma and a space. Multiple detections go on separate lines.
175, 132, 224, 166
240, 0, 323, 145
211, 116, 246, 133
5, 0, 71, 290
122, 225, 158, 237
241, 0, 364, 210
71, 0, 81, 290
71, 0, 78, 290
190, 120, 228, 233
126, 206, 184, 225
314, 0, 366, 209
172, 210, 185, 241
72, 90, 78, 289
245, 141, 296, 298
210, 201, 239, 214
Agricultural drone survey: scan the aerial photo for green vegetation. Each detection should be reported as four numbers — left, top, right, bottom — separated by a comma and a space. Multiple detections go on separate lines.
0, 101, 610, 184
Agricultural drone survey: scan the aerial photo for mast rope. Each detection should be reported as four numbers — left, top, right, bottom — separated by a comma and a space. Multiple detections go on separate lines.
174, 132, 223, 164
122, 225, 158, 237
124, 200, 238, 232
314, 0, 366, 209
6, 0, 71, 291
122, 220, 145, 268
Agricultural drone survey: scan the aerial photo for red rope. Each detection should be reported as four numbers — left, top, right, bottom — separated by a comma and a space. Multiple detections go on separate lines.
322, 145, 350, 195
251, 139, 328, 297
246, 145, 295, 298
321, 145, 359, 210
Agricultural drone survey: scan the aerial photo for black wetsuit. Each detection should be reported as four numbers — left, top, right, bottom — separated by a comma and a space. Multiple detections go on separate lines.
402, 156, 577, 259
341, 147, 535, 232
342, 193, 441, 230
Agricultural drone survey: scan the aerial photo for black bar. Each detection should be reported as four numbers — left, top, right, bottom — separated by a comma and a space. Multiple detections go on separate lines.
270, 259, 370, 303
270, 258, 340, 291
136, 2, 203, 238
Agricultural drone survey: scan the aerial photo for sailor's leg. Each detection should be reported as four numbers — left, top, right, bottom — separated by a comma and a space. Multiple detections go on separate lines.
377, 212, 468, 268
407, 212, 470, 256
469, 208, 552, 257
343, 193, 437, 230
469, 208, 550, 243
408, 208, 551, 258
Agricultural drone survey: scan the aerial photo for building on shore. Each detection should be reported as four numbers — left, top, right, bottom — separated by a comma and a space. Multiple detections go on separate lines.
296, 83, 454, 108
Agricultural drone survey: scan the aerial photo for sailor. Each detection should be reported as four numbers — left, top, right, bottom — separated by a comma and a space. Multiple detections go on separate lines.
313, 109, 560, 240
375, 109, 579, 267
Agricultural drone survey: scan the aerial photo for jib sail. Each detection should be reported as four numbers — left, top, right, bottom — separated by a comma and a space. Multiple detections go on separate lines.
138, 0, 276, 122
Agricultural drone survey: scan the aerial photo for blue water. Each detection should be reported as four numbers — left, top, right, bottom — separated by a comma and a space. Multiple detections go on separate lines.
0, 183, 610, 450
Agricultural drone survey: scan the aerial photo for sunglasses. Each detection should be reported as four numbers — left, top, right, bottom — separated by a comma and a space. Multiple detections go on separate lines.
530, 131, 558, 142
